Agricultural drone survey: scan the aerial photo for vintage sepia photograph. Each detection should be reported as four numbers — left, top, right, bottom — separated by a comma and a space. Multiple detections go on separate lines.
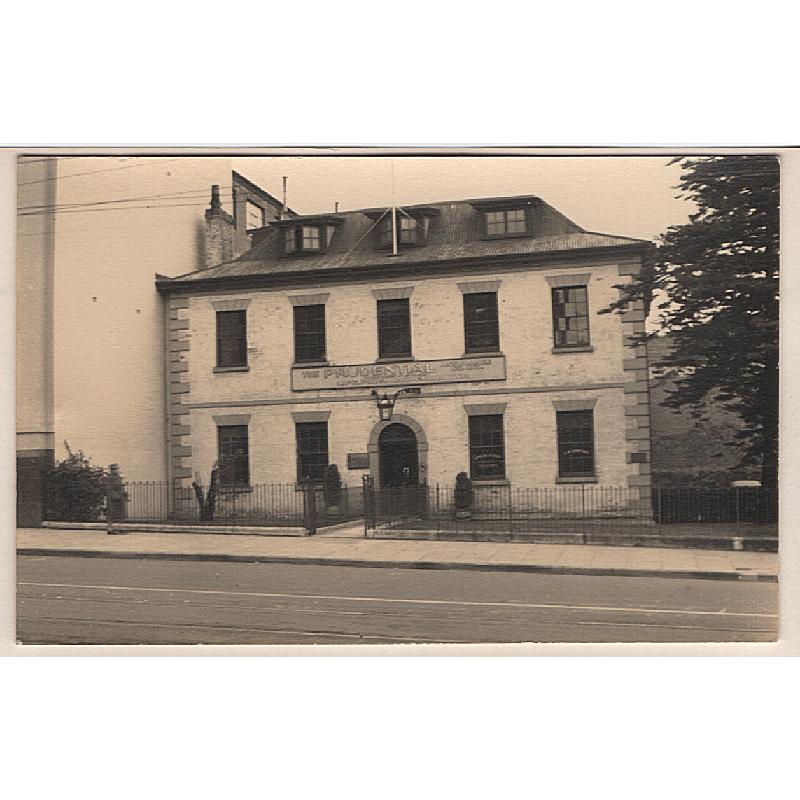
14, 151, 779, 646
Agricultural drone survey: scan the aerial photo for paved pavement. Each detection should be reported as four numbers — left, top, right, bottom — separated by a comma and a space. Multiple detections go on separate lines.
17, 527, 779, 582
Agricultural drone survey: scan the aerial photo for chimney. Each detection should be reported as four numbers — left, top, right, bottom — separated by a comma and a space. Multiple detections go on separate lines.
209, 184, 223, 214
204, 184, 234, 268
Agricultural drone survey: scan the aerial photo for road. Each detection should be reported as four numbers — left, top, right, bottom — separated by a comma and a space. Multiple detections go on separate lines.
17, 555, 778, 645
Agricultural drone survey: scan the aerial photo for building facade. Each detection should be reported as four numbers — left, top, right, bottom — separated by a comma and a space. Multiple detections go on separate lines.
16, 156, 286, 524
157, 194, 652, 510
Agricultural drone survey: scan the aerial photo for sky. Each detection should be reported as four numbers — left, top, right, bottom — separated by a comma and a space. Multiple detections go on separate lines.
229, 155, 695, 243
20, 154, 697, 247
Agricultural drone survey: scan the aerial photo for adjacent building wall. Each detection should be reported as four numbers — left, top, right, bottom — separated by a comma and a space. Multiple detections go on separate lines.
16, 157, 57, 525
48, 158, 277, 482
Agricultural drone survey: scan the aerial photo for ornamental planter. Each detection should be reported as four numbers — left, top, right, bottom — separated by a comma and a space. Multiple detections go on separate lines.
453, 472, 474, 520
323, 464, 343, 519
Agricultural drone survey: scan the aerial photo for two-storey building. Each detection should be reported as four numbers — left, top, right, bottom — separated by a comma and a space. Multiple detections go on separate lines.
156, 192, 652, 511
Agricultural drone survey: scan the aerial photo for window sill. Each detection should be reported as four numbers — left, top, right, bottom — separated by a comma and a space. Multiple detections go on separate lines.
376, 356, 414, 363
551, 345, 594, 355
218, 485, 252, 494
555, 476, 598, 484
213, 365, 249, 373
470, 478, 510, 486
293, 360, 329, 368
462, 351, 504, 359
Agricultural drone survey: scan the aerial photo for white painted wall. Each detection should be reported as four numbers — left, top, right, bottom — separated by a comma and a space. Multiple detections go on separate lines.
182, 259, 634, 490
51, 156, 243, 479
186, 264, 629, 406
16, 157, 56, 454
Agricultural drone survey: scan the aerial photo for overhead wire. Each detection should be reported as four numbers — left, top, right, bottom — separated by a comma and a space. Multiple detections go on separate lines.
17, 157, 88, 165
17, 199, 232, 217
339, 208, 390, 264
17, 157, 183, 187
18, 185, 234, 214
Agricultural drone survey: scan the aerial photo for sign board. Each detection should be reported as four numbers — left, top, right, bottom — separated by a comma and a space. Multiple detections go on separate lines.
292, 355, 506, 391
347, 452, 370, 470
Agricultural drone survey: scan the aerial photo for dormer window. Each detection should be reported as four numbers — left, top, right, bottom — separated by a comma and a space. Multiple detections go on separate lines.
380, 215, 419, 247
302, 225, 320, 251
285, 228, 297, 254
285, 225, 321, 254
399, 216, 418, 244
282, 217, 343, 256
373, 207, 438, 250
485, 208, 527, 236
471, 197, 536, 239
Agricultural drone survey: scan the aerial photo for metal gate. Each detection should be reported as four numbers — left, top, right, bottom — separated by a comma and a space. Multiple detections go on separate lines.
362, 475, 427, 535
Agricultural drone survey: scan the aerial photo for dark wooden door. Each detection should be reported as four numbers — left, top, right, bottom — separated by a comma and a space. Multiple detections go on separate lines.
378, 423, 419, 487
378, 424, 423, 520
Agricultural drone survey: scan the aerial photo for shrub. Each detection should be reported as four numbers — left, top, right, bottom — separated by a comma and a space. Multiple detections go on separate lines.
454, 472, 473, 511
46, 443, 107, 521
323, 464, 342, 506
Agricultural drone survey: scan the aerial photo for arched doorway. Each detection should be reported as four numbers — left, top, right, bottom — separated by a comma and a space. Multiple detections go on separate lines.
378, 423, 419, 488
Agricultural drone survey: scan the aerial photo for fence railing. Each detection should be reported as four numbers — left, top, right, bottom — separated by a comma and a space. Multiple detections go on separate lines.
652, 486, 777, 524
45, 480, 363, 529
132, 482, 307, 525
365, 484, 778, 536
43, 478, 777, 538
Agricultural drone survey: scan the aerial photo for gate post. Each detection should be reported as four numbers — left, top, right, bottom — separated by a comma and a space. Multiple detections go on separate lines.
418, 481, 429, 520
362, 474, 374, 536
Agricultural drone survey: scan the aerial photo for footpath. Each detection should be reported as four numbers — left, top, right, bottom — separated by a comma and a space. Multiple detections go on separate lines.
16, 526, 779, 582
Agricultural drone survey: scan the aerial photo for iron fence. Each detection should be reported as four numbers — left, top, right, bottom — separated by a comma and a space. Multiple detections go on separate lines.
44, 480, 363, 530
365, 484, 778, 538
652, 486, 777, 524
145, 482, 307, 526
43, 476, 777, 541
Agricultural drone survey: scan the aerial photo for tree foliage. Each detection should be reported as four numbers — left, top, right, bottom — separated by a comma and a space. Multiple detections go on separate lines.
610, 155, 779, 486
46, 442, 108, 521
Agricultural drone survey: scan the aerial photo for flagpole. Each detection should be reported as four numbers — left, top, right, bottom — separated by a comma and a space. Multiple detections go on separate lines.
391, 158, 398, 256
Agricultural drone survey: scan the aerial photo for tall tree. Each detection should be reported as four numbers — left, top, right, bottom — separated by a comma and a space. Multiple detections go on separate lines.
610, 155, 779, 487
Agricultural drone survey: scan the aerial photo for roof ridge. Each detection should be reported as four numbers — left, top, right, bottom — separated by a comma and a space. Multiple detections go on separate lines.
581, 229, 652, 244
285, 193, 546, 219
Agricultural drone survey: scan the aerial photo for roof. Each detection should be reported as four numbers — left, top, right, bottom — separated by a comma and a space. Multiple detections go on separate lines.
162, 195, 648, 289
